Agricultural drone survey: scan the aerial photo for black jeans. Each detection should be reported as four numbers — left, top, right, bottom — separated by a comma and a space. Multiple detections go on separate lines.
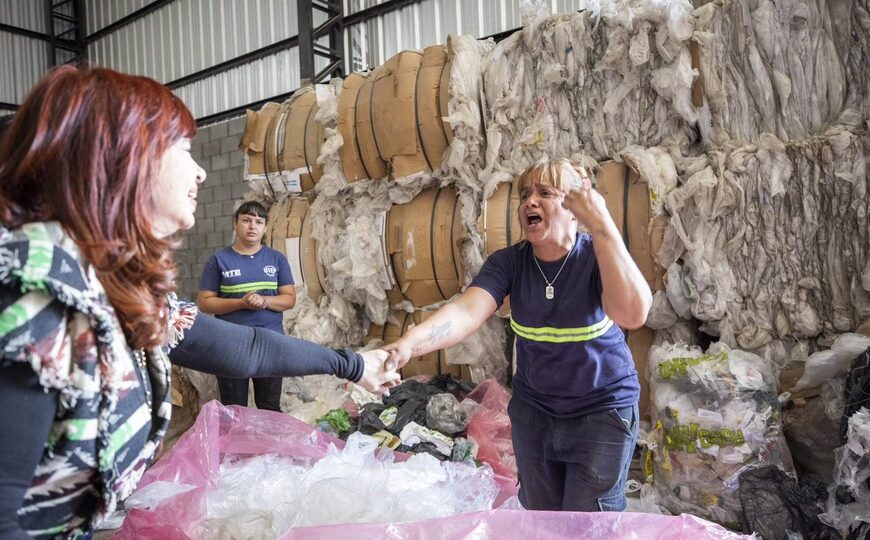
216, 375, 283, 412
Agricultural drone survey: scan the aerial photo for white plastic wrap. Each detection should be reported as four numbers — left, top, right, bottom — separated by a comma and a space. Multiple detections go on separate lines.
443, 316, 508, 384
664, 127, 870, 349
195, 432, 499, 539
280, 374, 351, 425
480, 2, 697, 190
444, 35, 494, 280
794, 333, 870, 391
692, 0, 861, 146
647, 341, 793, 526
820, 407, 870, 536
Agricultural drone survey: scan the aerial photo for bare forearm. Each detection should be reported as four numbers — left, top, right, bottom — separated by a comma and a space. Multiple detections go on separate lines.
590, 221, 652, 329
196, 296, 245, 315
401, 291, 493, 356
264, 293, 295, 312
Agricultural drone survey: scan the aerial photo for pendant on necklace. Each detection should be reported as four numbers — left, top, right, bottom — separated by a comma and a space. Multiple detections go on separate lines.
545, 285, 554, 300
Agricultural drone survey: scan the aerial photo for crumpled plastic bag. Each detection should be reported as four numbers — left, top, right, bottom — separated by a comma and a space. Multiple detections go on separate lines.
794, 334, 870, 391
115, 401, 519, 539
463, 379, 517, 480
647, 341, 794, 527
820, 407, 870, 537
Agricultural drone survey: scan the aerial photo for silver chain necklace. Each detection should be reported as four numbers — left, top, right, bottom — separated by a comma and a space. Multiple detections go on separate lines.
533, 243, 573, 300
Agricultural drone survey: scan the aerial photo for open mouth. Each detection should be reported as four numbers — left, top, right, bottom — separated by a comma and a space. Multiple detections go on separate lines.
526, 213, 542, 226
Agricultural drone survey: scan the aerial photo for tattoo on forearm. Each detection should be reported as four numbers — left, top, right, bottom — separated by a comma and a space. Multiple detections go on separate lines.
426, 322, 452, 348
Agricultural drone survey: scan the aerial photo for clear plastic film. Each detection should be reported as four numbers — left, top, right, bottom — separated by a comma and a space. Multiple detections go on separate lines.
114, 402, 517, 539
479, 2, 697, 189
820, 407, 870, 537
691, 0, 863, 147
663, 128, 870, 350
646, 341, 794, 527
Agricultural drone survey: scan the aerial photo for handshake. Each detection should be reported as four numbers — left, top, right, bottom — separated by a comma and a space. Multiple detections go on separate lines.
356, 343, 412, 395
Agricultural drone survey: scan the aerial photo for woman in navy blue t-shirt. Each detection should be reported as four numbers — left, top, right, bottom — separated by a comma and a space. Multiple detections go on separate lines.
385, 158, 652, 512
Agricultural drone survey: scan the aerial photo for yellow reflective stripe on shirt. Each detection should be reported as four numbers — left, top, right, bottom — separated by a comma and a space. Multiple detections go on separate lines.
510, 315, 613, 343
219, 281, 278, 294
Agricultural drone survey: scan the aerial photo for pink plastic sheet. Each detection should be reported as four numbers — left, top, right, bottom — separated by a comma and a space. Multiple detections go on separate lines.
115, 400, 517, 539
279, 509, 752, 539
464, 379, 517, 480
116, 399, 749, 539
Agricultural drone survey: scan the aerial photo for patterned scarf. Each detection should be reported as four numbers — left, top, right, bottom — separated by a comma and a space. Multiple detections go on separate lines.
0, 222, 196, 538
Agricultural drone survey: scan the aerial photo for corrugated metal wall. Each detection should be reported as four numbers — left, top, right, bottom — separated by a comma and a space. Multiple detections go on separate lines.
0, 0, 48, 108
0, 34, 47, 108
0, 0, 46, 32
86, 0, 153, 33
344, 0, 585, 72
1, 0, 585, 117
87, 0, 310, 120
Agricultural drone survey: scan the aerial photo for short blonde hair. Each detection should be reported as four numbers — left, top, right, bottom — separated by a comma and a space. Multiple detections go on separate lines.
513, 157, 585, 195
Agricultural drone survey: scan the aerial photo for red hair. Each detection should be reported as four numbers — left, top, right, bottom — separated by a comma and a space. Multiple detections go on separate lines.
0, 65, 197, 349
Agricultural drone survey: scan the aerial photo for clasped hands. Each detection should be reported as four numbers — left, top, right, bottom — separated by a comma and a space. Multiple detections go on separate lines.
242, 291, 268, 310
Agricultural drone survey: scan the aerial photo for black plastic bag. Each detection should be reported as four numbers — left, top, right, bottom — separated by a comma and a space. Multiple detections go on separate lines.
738, 465, 839, 540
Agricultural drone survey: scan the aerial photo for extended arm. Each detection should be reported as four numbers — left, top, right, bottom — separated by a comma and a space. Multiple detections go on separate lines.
384, 287, 497, 369
169, 312, 399, 392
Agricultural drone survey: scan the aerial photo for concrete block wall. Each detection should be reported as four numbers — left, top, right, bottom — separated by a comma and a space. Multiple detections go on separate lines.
176, 115, 249, 302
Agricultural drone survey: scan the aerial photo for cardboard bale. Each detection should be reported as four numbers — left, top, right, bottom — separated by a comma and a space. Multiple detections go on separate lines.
596, 160, 667, 292
302, 98, 326, 185
281, 90, 322, 192
387, 186, 464, 308
416, 45, 451, 172
297, 201, 326, 302
439, 41, 454, 145
371, 50, 428, 177
264, 102, 291, 184
480, 182, 523, 257
241, 102, 281, 178
355, 72, 389, 180
265, 197, 290, 252
270, 195, 324, 303
337, 73, 370, 182
625, 326, 655, 421
479, 181, 523, 317
367, 310, 470, 380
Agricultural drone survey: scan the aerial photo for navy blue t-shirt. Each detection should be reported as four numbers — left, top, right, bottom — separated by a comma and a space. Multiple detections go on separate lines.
198, 246, 294, 334
470, 233, 639, 417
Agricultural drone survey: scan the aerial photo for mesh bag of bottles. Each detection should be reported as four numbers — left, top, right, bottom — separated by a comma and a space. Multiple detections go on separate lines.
647, 342, 793, 527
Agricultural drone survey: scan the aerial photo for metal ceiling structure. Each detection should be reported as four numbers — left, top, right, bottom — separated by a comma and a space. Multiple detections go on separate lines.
0, 0, 569, 123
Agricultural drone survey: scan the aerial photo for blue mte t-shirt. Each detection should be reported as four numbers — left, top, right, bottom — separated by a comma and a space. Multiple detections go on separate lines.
198, 246, 294, 334
470, 233, 639, 417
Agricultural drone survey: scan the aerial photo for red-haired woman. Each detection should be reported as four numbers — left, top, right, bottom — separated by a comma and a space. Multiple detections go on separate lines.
0, 65, 399, 539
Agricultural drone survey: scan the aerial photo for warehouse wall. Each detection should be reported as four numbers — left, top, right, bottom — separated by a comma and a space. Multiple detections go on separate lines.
175, 115, 248, 301
0, 1, 49, 108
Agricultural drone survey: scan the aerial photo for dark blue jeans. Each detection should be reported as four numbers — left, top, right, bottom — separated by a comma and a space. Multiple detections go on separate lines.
216, 375, 283, 412
508, 397, 639, 511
